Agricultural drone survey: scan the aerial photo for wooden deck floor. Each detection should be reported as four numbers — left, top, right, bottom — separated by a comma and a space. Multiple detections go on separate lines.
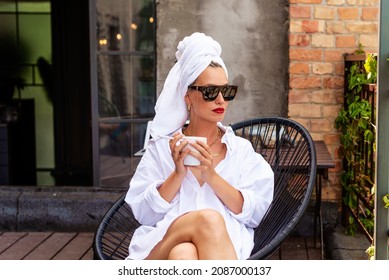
0, 232, 322, 260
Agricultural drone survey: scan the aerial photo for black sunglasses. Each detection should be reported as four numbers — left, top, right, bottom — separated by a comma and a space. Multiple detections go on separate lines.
188, 85, 238, 101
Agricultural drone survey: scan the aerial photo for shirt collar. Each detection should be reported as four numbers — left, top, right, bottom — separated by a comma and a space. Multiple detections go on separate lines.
218, 122, 237, 153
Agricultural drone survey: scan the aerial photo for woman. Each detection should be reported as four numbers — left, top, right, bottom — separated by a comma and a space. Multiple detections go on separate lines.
125, 32, 274, 260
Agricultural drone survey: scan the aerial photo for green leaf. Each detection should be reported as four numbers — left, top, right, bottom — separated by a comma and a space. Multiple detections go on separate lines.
383, 194, 389, 208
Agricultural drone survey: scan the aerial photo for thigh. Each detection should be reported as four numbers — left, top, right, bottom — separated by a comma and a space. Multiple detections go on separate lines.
146, 212, 196, 260
145, 209, 230, 260
145, 212, 200, 259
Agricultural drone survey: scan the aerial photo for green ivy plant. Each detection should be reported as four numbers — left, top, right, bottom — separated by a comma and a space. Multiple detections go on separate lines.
337, 48, 389, 259
335, 50, 377, 236
383, 194, 389, 208
366, 245, 375, 260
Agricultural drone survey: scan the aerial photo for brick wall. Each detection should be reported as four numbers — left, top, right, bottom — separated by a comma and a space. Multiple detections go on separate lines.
288, 0, 379, 202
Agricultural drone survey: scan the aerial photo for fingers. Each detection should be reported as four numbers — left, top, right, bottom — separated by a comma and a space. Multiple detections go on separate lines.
188, 142, 213, 172
189, 141, 213, 161
173, 148, 190, 161
168, 135, 213, 172
169, 133, 189, 170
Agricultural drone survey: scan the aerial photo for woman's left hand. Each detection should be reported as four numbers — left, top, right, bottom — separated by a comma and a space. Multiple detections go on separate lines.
189, 141, 218, 181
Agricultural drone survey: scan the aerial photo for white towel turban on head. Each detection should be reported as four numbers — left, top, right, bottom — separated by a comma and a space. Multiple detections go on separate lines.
150, 32, 228, 139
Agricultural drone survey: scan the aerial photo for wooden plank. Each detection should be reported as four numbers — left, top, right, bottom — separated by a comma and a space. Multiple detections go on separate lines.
0, 232, 51, 260
23, 232, 77, 260
81, 247, 94, 260
52, 232, 94, 260
0, 232, 28, 254
0, 233, 319, 260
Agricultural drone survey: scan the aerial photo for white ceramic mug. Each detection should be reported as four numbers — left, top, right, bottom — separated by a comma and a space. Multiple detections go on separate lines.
183, 136, 207, 166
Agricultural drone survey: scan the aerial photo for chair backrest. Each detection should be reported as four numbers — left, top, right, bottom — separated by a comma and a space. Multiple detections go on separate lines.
93, 117, 316, 260
93, 194, 139, 260
230, 117, 316, 259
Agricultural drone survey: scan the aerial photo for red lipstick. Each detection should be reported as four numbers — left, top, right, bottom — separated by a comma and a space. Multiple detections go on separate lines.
213, 108, 225, 114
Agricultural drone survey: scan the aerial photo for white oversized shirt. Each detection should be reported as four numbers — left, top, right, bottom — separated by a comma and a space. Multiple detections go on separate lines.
125, 124, 274, 260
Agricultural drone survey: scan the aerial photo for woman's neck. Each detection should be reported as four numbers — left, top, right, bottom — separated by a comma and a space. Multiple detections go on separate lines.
183, 122, 222, 148
183, 122, 219, 138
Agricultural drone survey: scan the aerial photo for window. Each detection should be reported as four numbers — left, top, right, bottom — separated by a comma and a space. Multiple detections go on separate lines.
0, 0, 53, 185
91, 0, 156, 188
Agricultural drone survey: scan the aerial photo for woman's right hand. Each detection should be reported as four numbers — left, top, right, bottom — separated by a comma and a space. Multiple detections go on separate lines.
169, 132, 190, 174
158, 133, 190, 203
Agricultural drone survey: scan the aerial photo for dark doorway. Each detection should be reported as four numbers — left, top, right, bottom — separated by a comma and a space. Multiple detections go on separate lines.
50, 0, 93, 185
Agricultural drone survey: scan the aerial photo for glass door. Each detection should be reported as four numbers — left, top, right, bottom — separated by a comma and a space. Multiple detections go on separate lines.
90, 0, 156, 188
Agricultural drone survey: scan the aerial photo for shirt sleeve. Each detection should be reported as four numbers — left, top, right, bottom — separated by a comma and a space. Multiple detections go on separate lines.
229, 142, 274, 228
125, 141, 178, 226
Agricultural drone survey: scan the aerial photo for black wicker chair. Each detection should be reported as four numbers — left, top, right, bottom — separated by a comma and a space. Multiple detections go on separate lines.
93, 117, 317, 260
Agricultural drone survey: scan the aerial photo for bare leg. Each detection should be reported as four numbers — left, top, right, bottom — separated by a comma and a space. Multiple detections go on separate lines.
145, 209, 237, 260
168, 242, 199, 260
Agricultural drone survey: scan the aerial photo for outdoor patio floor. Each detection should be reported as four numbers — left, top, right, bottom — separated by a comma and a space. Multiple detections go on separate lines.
0, 232, 322, 260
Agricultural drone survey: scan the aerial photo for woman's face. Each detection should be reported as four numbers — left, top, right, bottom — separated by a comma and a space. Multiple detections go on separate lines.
186, 66, 230, 124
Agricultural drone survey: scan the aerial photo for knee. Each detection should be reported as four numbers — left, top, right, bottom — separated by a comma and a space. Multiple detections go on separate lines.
195, 209, 227, 236
168, 242, 198, 260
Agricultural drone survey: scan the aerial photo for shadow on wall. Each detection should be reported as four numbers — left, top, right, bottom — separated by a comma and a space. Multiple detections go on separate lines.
0, 32, 29, 106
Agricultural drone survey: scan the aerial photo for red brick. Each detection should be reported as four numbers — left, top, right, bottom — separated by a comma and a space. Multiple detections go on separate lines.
290, 118, 311, 131
311, 89, 339, 104
312, 34, 334, 47
289, 104, 322, 118
323, 76, 344, 89
326, 21, 347, 34
290, 49, 323, 61
336, 35, 357, 48
290, 6, 311, 18
333, 146, 342, 160
345, 22, 378, 33
290, 76, 322, 89
337, 7, 359, 20
314, 7, 336, 19
322, 104, 342, 118
289, 34, 311, 47
361, 7, 378, 20
334, 63, 345, 75
312, 63, 333, 75
324, 50, 346, 62
323, 133, 341, 146
302, 20, 320, 33
289, 62, 310, 74
360, 34, 378, 49
289, 89, 311, 103
311, 119, 334, 132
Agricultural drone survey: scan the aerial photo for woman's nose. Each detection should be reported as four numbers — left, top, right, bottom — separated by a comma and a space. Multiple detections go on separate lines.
215, 91, 225, 103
